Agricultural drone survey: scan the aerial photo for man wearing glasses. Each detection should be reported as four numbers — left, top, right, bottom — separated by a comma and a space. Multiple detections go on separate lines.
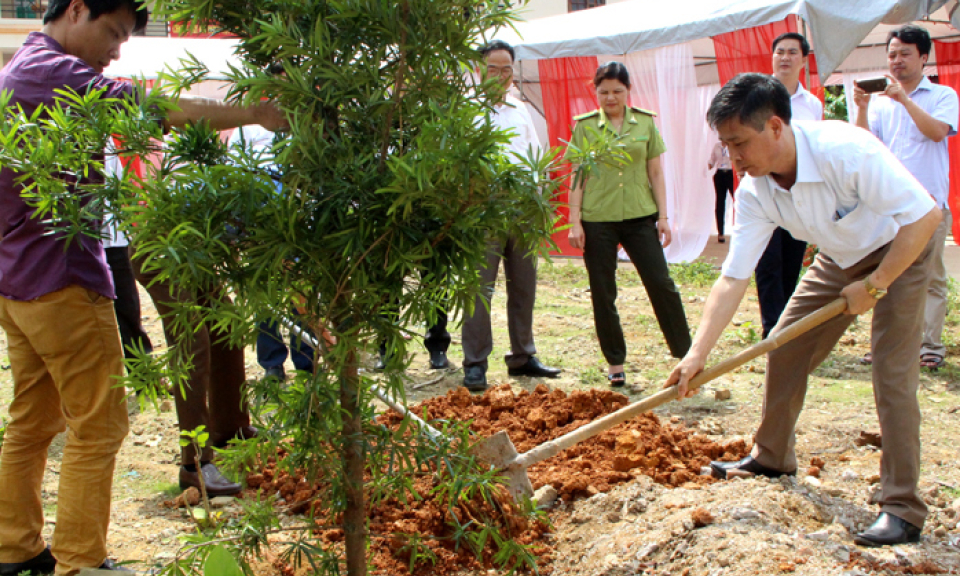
460, 40, 561, 391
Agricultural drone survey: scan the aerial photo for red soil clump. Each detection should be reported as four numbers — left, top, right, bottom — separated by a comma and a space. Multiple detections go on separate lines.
388, 384, 749, 499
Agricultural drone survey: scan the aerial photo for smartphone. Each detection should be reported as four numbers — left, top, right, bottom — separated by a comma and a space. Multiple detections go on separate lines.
856, 77, 888, 94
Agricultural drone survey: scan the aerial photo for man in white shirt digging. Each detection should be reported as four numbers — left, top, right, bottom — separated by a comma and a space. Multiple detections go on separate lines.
667, 73, 940, 547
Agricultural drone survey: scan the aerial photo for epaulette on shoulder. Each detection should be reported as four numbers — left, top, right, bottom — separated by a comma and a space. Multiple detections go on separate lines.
631, 106, 657, 117
574, 110, 600, 121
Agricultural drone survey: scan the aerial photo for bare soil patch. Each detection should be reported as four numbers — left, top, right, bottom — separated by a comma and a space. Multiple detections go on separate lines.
1, 256, 959, 575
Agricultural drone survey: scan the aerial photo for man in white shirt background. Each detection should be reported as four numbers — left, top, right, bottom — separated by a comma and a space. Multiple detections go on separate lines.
854, 24, 958, 371
667, 73, 940, 547
753, 32, 824, 339
461, 40, 561, 391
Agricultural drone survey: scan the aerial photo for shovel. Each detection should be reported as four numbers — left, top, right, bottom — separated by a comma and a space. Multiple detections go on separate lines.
471, 297, 849, 501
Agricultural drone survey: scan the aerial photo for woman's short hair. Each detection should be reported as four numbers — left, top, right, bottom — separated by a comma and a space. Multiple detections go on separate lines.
593, 61, 631, 89
707, 73, 792, 131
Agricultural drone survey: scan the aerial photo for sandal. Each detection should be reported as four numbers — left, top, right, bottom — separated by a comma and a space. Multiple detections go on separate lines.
920, 353, 945, 371
859, 353, 873, 366
607, 372, 626, 388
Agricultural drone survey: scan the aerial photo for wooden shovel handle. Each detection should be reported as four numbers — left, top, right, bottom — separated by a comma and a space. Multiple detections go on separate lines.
513, 297, 848, 469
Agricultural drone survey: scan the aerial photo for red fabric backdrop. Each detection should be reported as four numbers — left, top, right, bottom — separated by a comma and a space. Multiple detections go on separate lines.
538, 56, 598, 255
933, 39, 960, 243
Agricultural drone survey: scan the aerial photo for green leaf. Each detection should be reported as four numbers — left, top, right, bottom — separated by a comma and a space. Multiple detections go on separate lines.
203, 544, 243, 576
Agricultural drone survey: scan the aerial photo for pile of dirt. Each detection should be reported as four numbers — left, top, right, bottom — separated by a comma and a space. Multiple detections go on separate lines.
230, 384, 750, 575
393, 384, 750, 498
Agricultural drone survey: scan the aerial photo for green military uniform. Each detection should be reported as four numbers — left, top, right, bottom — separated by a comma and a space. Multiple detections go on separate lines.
566, 105, 690, 368
569, 106, 667, 222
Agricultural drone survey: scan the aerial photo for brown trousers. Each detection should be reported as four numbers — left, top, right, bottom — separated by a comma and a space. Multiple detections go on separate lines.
0, 285, 128, 574
131, 249, 249, 464
753, 239, 934, 528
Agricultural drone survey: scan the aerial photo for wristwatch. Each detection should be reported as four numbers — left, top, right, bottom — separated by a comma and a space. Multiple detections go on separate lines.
863, 276, 887, 300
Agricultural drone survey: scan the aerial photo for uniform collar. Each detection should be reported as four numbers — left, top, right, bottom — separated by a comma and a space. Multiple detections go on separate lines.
791, 82, 809, 100
598, 106, 638, 128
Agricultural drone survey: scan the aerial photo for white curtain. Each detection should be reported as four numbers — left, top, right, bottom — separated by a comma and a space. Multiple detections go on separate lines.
601, 44, 713, 263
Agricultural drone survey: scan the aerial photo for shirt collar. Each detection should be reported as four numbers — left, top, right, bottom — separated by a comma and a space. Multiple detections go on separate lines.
24, 31, 66, 54
791, 83, 809, 100
598, 106, 638, 129
910, 75, 933, 96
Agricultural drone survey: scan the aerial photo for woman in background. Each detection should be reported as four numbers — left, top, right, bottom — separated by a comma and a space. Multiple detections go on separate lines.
567, 61, 691, 387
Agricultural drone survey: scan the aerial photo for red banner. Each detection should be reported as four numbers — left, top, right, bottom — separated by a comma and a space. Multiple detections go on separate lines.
538, 56, 598, 256
933, 38, 960, 243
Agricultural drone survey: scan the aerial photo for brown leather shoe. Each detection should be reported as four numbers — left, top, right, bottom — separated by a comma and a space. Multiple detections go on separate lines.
179, 462, 242, 496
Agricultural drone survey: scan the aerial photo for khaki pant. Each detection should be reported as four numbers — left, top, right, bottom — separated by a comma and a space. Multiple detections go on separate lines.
754, 239, 933, 528
921, 207, 952, 359
0, 285, 129, 574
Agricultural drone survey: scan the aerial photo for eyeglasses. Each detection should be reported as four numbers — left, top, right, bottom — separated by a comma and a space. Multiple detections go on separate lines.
486, 65, 514, 77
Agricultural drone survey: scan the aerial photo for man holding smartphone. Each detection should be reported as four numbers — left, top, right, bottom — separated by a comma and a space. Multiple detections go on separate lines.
855, 24, 958, 371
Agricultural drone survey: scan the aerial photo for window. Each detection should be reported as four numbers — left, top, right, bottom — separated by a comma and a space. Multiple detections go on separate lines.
569, 0, 605, 11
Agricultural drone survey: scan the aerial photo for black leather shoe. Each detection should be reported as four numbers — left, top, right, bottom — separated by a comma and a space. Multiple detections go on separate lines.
507, 357, 561, 378
262, 365, 285, 382
179, 462, 242, 496
463, 365, 488, 392
854, 512, 922, 547
99, 559, 133, 572
709, 456, 795, 480
429, 350, 450, 370
0, 547, 56, 576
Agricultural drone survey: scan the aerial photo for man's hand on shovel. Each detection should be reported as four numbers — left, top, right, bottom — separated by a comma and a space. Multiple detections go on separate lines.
664, 352, 706, 399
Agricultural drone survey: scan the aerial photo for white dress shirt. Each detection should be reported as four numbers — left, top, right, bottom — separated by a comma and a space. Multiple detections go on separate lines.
722, 121, 936, 279
867, 76, 959, 208
789, 83, 823, 123
102, 145, 127, 249
490, 93, 542, 163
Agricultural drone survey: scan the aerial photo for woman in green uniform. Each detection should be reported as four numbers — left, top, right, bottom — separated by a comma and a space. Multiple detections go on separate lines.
567, 61, 691, 387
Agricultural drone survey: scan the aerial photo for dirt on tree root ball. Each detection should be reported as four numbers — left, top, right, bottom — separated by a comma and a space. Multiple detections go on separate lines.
390, 384, 750, 499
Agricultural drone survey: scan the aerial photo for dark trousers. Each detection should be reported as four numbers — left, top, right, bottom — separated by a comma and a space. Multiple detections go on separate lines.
132, 250, 249, 465
755, 227, 807, 338
461, 235, 538, 369
582, 216, 691, 365
713, 169, 734, 236
257, 314, 315, 372
378, 311, 449, 358
105, 247, 152, 360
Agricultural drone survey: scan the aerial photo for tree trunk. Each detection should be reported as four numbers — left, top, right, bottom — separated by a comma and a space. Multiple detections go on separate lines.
340, 346, 366, 576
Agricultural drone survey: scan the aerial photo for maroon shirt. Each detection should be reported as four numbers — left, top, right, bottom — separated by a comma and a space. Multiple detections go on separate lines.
0, 32, 135, 300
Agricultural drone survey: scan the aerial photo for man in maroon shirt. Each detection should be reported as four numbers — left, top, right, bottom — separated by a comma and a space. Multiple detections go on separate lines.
0, 1, 286, 574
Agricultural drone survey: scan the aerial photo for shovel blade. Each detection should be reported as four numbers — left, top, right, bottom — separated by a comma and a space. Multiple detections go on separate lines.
471, 430, 519, 469
471, 431, 535, 501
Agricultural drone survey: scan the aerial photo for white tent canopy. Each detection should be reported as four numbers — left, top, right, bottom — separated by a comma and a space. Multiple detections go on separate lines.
499, 0, 960, 82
